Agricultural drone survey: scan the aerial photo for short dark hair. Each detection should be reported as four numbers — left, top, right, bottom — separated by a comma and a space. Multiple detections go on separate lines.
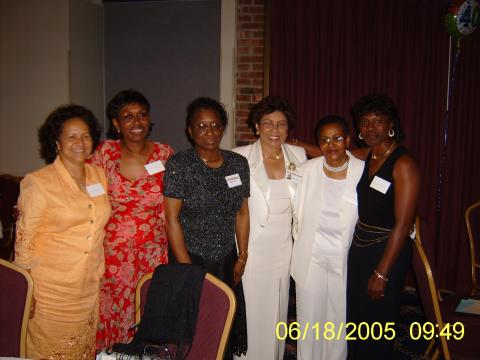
38, 104, 101, 164
350, 94, 404, 143
186, 97, 228, 128
247, 96, 296, 133
314, 115, 349, 145
106, 89, 151, 139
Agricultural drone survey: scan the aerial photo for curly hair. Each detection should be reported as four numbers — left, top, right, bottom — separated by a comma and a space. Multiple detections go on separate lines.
186, 97, 228, 128
38, 104, 101, 164
247, 96, 296, 133
106, 89, 151, 139
350, 94, 404, 143
314, 115, 349, 145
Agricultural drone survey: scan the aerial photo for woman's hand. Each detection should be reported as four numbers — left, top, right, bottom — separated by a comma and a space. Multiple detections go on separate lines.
367, 274, 387, 300
288, 138, 322, 158
234, 198, 249, 286
29, 296, 36, 319
165, 197, 192, 263
233, 259, 246, 286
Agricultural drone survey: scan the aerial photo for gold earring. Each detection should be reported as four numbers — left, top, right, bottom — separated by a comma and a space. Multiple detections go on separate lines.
256, 130, 259, 135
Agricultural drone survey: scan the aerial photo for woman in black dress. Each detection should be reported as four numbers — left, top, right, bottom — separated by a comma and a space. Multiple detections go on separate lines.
347, 94, 420, 359
163, 97, 249, 358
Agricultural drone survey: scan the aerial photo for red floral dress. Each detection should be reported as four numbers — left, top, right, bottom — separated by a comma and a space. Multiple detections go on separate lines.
91, 140, 174, 349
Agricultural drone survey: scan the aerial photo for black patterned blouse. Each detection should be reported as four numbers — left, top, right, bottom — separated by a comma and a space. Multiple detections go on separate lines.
164, 148, 250, 261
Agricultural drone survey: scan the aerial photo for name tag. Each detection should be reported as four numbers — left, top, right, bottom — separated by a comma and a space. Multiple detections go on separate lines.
144, 160, 165, 175
286, 170, 301, 185
96, 351, 118, 360
370, 176, 391, 194
225, 173, 242, 188
86, 183, 106, 197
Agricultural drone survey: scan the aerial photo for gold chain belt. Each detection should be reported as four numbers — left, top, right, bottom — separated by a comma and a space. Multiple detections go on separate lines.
353, 220, 392, 247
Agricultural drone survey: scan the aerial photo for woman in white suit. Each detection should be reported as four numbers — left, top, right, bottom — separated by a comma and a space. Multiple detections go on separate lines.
291, 115, 364, 360
233, 96, 306, 359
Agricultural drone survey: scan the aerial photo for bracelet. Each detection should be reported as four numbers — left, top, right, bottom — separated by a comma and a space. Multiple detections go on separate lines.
237, 258, 247, 265
373, 269, 389, 282
238, 250, 248, 255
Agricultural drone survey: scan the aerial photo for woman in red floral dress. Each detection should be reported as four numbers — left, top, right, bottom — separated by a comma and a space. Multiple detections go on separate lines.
91, 89, 174, 349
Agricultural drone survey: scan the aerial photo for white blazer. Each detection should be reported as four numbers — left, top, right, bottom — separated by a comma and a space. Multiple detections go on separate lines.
233, 140, 307, 235
290, 152, 364, 287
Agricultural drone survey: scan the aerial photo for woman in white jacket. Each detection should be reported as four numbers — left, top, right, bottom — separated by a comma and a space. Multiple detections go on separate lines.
291, 115, 364, 360
233, 96, 306, 359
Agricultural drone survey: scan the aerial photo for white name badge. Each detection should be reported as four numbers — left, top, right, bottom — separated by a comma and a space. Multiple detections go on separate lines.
96, 350, 118, 360
370, 176, 391, 194
225, 173, 242, 188
86, 183, 106, 197
286, 170, 301, 185
144, 160, 165, 175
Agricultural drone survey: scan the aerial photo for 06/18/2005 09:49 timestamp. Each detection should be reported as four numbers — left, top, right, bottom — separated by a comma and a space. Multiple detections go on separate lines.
275, 321, 465, 341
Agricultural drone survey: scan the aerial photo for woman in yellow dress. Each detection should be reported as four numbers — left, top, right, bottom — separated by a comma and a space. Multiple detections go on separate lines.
14, 105, 111, 359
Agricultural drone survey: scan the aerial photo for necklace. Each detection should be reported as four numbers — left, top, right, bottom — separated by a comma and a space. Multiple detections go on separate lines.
71, 173, 86, 191
122, 141, 149, 160
59, 157, 86, 191
322, 156, 349, 173
200, 151, 222, 164
371, 141, 395, 160
262, 151, 283, 160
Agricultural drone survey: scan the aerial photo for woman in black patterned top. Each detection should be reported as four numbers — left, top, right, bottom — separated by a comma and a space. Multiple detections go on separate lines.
164, 97, 249, 357
347, 94, 420, 359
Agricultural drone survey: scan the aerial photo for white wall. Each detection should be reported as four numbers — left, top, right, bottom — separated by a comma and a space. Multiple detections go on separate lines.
0, 0, 235, 174
103, 0, 221, 152
220, 0, 236, 150
0, 0, 69, 176
0, 0, 103, 176
69, 0, 105, 129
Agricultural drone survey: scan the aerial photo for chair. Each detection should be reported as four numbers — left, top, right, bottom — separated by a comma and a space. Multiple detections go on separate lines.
0, 174, 21, 260
412, 216, 480, 360
135, 271, 236, 360
135, 271, 153, 325
465, 201, 480, 297
0, 258, 33, 357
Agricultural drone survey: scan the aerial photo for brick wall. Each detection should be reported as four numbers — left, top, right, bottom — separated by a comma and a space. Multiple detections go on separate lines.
235, 0, 266, 146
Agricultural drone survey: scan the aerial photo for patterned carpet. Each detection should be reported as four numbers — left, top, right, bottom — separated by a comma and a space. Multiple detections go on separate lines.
283, 282, 429, 360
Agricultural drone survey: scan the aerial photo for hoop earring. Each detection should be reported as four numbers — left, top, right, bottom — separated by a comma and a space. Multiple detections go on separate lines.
358, 133, 363, 140
389, 129, 395, 138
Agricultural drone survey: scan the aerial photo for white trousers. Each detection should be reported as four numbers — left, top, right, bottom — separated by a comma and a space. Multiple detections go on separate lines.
235, 211, 292, 360
296, 253, 347, 360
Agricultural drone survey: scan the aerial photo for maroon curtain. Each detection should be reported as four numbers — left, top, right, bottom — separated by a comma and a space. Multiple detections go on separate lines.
268, 0, 480, 293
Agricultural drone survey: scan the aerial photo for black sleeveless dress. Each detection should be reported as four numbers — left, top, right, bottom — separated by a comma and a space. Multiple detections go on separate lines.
346, 146, 412, 359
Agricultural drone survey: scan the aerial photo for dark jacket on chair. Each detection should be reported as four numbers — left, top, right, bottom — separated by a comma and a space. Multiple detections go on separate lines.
113, 263, 206, 355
